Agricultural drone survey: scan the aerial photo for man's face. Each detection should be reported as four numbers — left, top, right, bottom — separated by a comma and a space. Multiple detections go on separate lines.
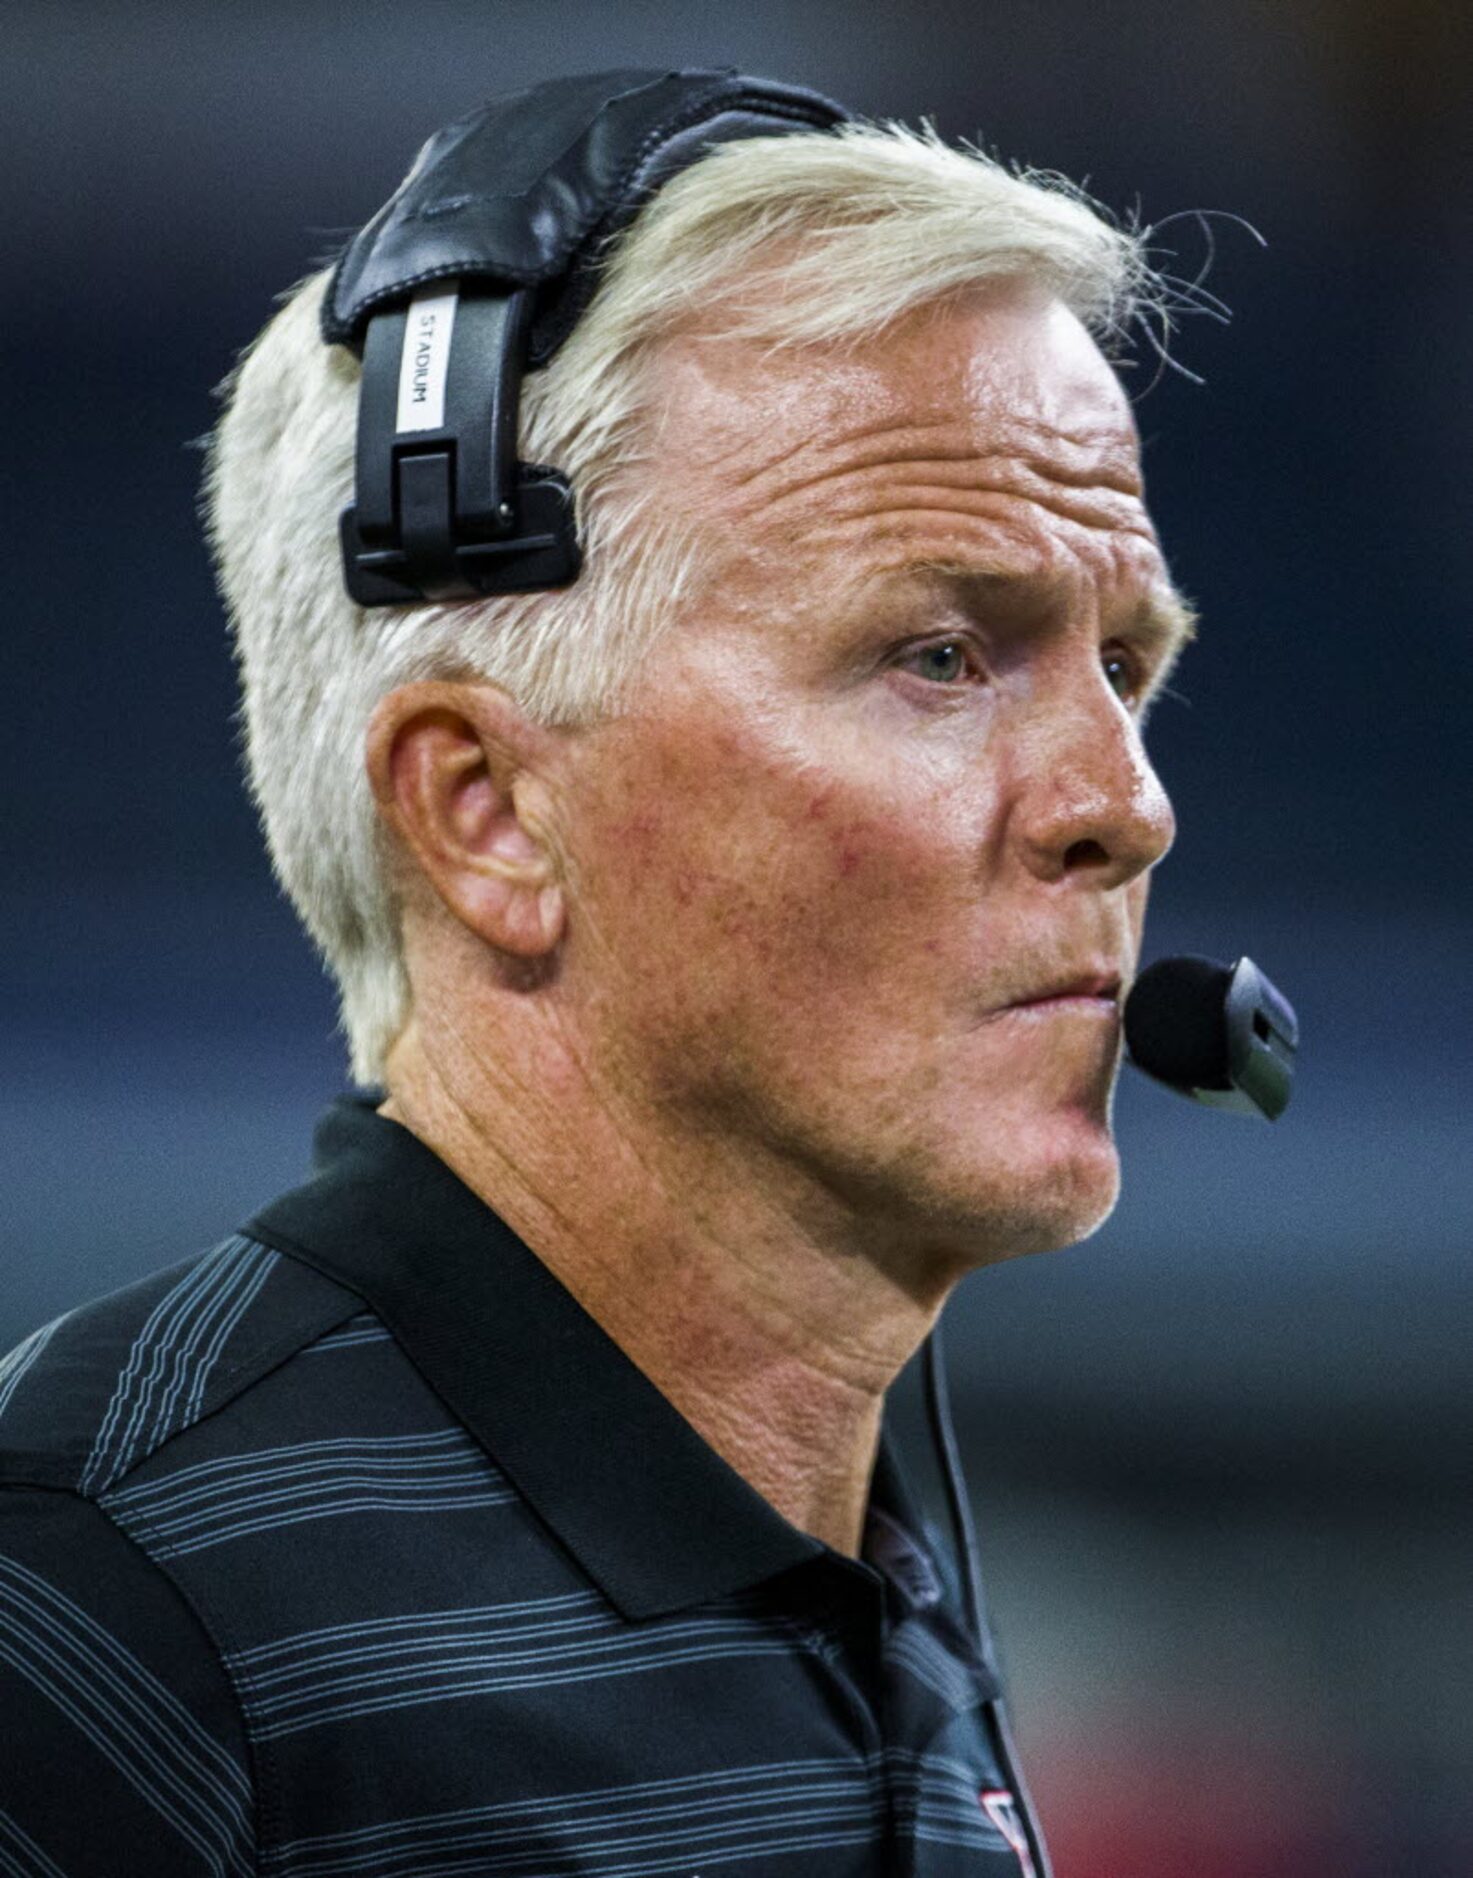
554, 285, 1185, 1280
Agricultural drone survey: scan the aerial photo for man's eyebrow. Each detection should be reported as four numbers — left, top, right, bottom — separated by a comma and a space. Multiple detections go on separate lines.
855, 556, 1200, 664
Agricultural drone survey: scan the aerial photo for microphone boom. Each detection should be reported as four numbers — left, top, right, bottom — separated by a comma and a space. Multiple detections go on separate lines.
1124, 953, 1299, 1121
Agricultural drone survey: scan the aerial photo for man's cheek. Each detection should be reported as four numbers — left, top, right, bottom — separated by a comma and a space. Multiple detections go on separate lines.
1126, 870, 1153, 947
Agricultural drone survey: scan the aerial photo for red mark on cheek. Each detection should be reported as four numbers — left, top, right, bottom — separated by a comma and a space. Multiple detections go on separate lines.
830, 818, 885, 880
608, 814, 662, 856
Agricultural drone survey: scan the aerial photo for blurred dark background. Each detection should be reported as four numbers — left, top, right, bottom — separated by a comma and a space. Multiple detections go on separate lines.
5, 3, 1471, 1872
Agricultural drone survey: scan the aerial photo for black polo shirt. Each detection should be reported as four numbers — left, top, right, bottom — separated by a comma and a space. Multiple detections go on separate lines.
0, 1092, 1047, 1874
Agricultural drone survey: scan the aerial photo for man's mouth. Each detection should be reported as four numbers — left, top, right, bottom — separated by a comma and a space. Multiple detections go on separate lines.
1005, 967, 1123, 1009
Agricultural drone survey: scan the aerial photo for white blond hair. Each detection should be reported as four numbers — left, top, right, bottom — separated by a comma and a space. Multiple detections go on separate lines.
204, 119, 1172, 1088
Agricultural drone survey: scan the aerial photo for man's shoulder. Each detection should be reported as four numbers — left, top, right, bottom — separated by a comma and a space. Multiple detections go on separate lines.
0, 1227, 556, 1871
0, 1225, 545, 1612
0, 1230, 367, 1499
0, 1232, 366, 1874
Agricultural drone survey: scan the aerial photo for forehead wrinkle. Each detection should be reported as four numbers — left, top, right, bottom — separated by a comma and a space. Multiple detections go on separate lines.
719, 423, 1151, 548
771, 469, 1159, 548
969, 407, 1143, 496
721, 404, 1141, 511
718, 413, 970, 501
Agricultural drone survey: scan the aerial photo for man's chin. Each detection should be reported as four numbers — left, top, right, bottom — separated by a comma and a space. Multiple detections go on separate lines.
907, 1118, 1122, 1274
758, 1078, 1122, 1276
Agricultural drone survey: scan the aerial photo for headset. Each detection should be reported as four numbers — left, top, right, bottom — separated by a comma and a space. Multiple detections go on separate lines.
320, 69, 1302, 1878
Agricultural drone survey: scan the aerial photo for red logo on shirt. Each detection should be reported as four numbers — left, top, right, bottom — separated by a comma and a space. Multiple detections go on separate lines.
979, 1788, 1036, 1877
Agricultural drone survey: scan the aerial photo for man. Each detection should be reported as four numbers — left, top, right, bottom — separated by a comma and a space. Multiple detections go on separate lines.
0, 72, 1193, 1874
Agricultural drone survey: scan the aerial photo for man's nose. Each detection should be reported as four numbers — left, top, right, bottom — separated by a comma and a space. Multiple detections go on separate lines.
1013, 687, 1177, 890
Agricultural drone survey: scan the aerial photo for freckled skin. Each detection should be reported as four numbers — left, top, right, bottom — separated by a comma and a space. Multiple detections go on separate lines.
374, 282, 1181, 1554
556, 286, 1176, 1273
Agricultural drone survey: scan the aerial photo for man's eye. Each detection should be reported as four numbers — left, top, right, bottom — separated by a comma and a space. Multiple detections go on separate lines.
899, 640, 976, 684
1103, 646, 1146, 706
897, 639, 1149, 700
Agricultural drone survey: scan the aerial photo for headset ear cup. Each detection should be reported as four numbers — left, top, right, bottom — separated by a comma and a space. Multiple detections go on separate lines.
340, 287, 581, 605
322, 68, 851, 606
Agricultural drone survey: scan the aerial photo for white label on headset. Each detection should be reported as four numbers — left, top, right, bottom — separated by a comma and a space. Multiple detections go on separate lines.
395, 288, 458, 433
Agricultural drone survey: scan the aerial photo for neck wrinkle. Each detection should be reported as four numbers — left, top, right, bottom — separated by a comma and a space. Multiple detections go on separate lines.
378, 1014, 943, 1558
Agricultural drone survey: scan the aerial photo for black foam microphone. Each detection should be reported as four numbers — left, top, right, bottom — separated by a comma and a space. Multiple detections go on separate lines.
1123, 954, 1299, 1120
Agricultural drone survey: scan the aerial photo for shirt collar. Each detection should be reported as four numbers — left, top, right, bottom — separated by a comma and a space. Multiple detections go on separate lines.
246, 1091, 933, 1622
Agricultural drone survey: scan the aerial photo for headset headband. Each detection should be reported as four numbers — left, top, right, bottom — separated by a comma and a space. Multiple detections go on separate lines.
325, 68, 852, 606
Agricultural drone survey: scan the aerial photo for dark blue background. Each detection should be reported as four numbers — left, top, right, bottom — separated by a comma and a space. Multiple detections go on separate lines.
5, 4, 1470, 1869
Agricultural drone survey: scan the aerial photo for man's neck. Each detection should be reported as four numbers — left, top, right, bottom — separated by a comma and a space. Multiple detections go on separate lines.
378, 1015, 948, 1559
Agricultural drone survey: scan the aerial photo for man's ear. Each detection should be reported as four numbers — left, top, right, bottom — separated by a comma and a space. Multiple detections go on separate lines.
365, 680, 566, 958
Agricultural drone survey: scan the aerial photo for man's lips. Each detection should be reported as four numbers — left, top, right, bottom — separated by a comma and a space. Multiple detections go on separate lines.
1000, 994, 1120, 1020
1006, 968, 1123, 1009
